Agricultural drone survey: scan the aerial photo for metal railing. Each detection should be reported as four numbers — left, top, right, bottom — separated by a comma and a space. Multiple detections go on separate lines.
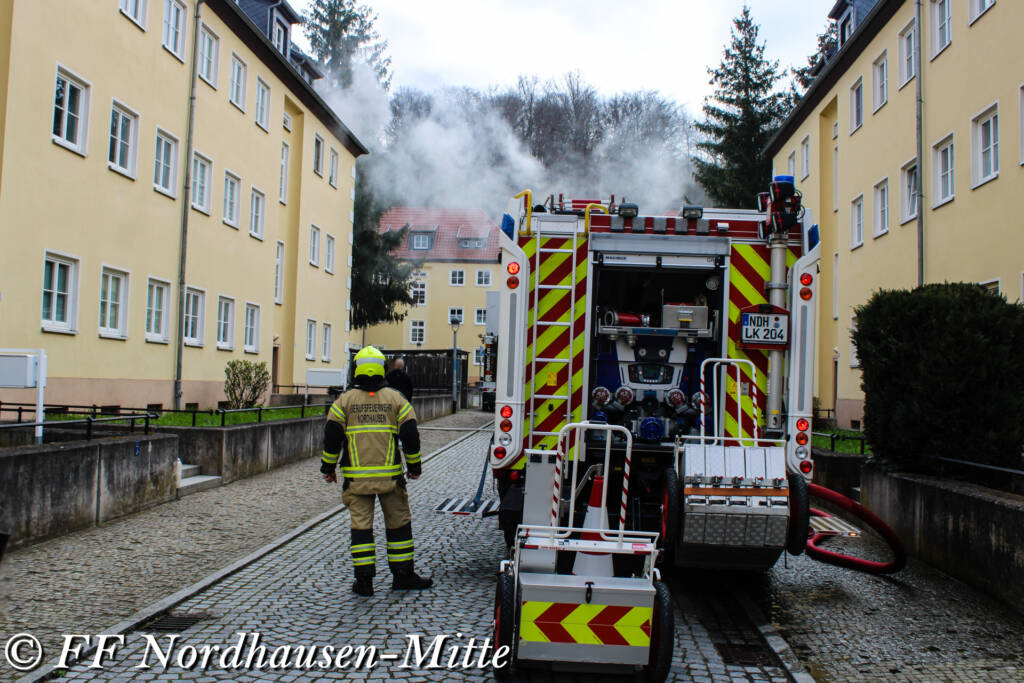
812, 430, 868, 454
0, 413, 157, 440
0, 401, 331, 429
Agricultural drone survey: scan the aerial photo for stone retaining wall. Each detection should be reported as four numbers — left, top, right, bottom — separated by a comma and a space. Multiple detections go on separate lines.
0, 434, 178, 548
863, 467, 1024, 615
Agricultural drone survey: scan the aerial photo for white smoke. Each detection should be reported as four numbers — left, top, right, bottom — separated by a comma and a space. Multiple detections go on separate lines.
318, 71, 700, 218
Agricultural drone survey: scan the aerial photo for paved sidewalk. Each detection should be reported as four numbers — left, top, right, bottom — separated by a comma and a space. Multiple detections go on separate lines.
0, 410, 493, 681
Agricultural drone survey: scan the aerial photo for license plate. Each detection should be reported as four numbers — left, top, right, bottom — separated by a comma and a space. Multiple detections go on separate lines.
741, 312, 788, 345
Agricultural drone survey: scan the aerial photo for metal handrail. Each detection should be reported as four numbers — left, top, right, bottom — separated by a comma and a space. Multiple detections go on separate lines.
0, 413, 158, 440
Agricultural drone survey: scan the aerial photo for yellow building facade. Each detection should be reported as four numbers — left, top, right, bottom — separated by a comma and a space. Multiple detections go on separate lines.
363, 208, 501, 383
0, 0, 365, 409
767, 0, 1023, 427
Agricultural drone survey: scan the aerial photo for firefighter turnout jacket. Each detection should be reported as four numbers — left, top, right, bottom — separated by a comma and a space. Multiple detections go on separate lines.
321, 383, 421, 493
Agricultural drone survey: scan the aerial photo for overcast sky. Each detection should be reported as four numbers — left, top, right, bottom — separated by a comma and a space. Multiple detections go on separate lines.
291, 0, 836, 113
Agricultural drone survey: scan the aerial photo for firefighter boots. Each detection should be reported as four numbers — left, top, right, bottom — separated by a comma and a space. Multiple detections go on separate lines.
352, 577, 374, 596
391, 571, 433, 590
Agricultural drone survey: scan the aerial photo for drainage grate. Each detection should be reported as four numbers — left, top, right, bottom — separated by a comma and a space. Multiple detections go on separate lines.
138, 612, 210, 633
716, 643, 777, 667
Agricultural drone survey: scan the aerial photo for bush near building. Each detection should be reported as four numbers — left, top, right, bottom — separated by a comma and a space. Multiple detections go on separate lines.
853, 283, 1024, 472
224, 360, 271, 409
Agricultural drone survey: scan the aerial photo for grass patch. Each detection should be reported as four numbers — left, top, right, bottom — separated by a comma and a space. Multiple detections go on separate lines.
41, 405, 327, 428
813, 428, 871, 455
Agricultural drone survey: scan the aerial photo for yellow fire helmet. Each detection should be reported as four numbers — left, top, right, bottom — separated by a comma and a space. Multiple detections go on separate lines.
353, 345, 387, 378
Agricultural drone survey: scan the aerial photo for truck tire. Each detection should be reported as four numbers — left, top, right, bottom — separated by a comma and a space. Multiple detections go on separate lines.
493, 570, 517, 679
786, 472, 810, 556
644, 580, 674, 682
659, 468, 680, 567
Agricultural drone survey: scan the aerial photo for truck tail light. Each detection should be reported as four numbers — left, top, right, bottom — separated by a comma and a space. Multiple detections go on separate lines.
507, 276, 520, 289
500, 405, 513, 418
796, 432, 809, 446
500, 419, 512, 432
796, 418, 809, 432
507, 262, 520, 275
494, 446, 506, 459
799, 287, 813, 300
510, 470, 520, 481
799, 459, 813, 474
800, 273, 813, 286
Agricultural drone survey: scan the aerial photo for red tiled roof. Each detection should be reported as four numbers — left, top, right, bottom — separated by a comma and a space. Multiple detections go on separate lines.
379, 207, 501, 262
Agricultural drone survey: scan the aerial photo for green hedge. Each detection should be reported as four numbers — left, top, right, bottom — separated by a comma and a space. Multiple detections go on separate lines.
853, 283, 1024, 470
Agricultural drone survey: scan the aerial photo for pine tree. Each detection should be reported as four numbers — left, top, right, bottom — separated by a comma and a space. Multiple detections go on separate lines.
790, 22, 838, 98
303, 0, 392, 90
349, 157, 417, 330
693, 6, 788, 209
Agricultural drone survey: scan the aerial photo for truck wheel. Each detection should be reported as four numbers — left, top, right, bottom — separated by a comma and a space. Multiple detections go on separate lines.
659, 468, 680, 567
786, 472, 810, 556
644, 580, 674, 682
493, 570, 517, 679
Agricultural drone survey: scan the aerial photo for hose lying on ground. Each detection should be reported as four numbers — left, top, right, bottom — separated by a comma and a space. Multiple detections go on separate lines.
805, 483, 907, 575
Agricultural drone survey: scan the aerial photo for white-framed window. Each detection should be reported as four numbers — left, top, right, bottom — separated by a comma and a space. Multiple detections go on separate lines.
244, 303, 260, 353
328, 148, 339, 187
898, 20, 916, 87
216, 295, 234, 349
411, 281, 426, 305
98, 267, 129, 338
52, 66, 90, 155
119, 0, 147, 28
325, 234, 335, 273
223, 171, 240, 227
872, 52, 887, 112
450, 269, 465, 286
183, 286, 204, 346
970, 0, 995, 24
229, 54, 246, 110
476, 270, 491, 286
873, 178, 889, 238
145, 278, 169, 342
900, 159, 919, 222
191, 152, 212, 213
449, 307, 464, 324
255, 78, 270, 131
411, 233, 431, 250
107, 101, 138, 177
279, 142, 289, 204
198, 25, 218, 87
153, 128, 178, 196
313, 134, 324, 175
272, 20, 288, 54
787, 151, 796, 176
832, 252, 839, 320
474, 348, 484, 366
933, 134, 955, 206
321, 322, 331, 361
850, 78, 863, 133
274, 241, 284, 304
800, 137, 810, 179
972, 104, 999, 187
409, 320, 425, 344
849, 317, 860, 368
931, 0, 952, 57
837, 7, 853, 47
41, 252, 78, 333
309, 225, 321, 266
249, 188, 265, 239
161, 0, 186, 60
475, 308, 487, 325
850, 195, 864, 248
305, 319, 316, 360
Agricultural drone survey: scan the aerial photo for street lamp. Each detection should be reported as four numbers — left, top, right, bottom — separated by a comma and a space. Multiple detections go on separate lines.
450, 314, 461, 413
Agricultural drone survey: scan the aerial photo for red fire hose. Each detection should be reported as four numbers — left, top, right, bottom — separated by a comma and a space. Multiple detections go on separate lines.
805, 483, 906, 574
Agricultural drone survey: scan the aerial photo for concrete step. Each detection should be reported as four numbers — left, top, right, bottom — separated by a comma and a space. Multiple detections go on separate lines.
180, 464, 200, 479
178, 474, 221, 497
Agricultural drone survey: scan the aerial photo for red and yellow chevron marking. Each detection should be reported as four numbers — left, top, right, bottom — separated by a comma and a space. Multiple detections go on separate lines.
519, 234, 588, 458
725, 243, 801, 440
519, 601, 652, 647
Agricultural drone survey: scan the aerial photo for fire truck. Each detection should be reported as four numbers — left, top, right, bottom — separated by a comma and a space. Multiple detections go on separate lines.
483, 179, 819, 677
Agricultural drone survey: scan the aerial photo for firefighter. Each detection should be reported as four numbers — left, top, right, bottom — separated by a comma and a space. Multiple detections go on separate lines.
321, 346, 433, 596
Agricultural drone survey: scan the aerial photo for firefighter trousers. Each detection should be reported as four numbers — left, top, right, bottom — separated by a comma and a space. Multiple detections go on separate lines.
342, 482, 414, 577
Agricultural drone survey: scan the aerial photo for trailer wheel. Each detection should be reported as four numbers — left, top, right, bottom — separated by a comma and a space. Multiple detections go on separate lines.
786, 472, 810, 556
493, 570, 517, 679
644, 580, 674, 683
659, 468, 680, 567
